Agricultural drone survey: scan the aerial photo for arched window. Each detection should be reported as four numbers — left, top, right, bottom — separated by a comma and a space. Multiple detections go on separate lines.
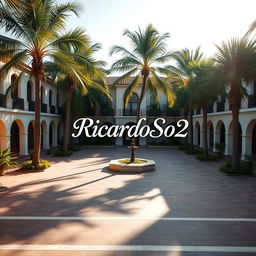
27, 81, 32, 102
11, 74, 18, 99
124, 93, 138, 116
49, 90, 52, 106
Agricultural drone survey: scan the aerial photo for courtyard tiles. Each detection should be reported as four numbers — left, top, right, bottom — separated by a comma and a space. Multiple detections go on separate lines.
0, 147, 256, 256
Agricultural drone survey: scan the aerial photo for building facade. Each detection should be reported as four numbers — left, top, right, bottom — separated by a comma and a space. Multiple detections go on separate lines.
0, 62, 63, 156
1, 71, 255, 157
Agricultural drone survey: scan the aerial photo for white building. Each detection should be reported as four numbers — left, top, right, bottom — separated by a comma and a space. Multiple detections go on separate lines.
1, 71, 255, 157
0, 62, 63, 156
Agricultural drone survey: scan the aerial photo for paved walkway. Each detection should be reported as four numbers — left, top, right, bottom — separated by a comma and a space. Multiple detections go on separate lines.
0, 147, 256, 256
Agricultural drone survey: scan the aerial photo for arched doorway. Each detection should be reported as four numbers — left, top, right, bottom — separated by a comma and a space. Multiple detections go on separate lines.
208, 121, 214, 150
10, 121, 20, 153
123, 122, 139, 146
49, 121, 56, 147
220, 122, 225, 145
0, 121, 7, 150
41, 121, 47, 149
28, 121, 34, 151
228, 121, 242, 155
123, 93, 138, 116
195, 122, 200, 146
252, 124, 256, 155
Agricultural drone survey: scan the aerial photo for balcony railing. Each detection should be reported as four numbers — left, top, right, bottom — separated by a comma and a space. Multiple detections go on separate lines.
50, 105, 56, 114
166, 108, 180, 116
41, 103, 47, 113
0, 94, 6, 108
13, 98, 24, 110
196, 108, 201, 115
207, 104, 214, 113
123, 109, 137, 116
57, 107, 63, 114
248, 94, 256, 108
101, 108, 114, 116
216, 101, 225, 112
147, 108, 162, 116
28, 101, 35, 111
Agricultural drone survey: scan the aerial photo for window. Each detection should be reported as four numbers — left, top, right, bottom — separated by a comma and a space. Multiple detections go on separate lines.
124, 93, 138, 116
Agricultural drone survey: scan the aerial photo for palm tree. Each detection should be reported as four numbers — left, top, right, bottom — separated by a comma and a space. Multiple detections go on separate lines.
0, 0, 90, 165
215, 38, 256, 169
245, 19, 256, 37
189, 59, 224, 156
110, 24, 176, 123
45, 46, 109, 152
168, 47, 203, 146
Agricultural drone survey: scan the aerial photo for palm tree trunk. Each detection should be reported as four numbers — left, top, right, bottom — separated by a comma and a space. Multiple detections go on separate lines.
231, 102, 240, 170
136, 75, 147, 123
202, 104, 208, 156
32, 72, 41, 166
63, 87, 72, 152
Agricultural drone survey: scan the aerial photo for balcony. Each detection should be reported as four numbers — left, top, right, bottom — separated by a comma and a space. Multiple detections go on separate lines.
0, 94, 6, 108
50, 105, 56, 114
196, 108, 201, 115
166, 108, 180, 116
147, 108, 162, 116
101, 108, 114, 116
41, 103, 47, 113
217, 101, 225, 112
57, 107, 63, 115
28, 101, 35, 111
123, 109, 137, 116
207, 104, 214, 113
13, 98, 24, 110
248, 94, 256, 108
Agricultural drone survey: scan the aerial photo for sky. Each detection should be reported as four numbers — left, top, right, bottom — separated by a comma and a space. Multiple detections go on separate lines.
59, 0, 256, 67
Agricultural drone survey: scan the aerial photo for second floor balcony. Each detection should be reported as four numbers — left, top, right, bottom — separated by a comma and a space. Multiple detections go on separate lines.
50, 105, 56, 114
217, 101, 225, 112
248, 94, 256, 108
13, 98, 24, 110
41, 103, 47, 113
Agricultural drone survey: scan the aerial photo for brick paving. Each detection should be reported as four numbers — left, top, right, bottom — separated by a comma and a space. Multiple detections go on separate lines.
0, 146, 256, 256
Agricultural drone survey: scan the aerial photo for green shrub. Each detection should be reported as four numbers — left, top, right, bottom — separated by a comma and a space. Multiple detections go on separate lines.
196, 154, 218, 161
21, 160, 51, 170
0, 149, 17, 175
185, 148, 203, 155
71, 145, 80, 151
220, 161, 253, 174
178, 145, 189, 151
53, 150, 73, 157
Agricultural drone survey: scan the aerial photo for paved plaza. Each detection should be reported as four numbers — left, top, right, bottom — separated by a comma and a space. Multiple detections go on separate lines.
0, 147, 256, 256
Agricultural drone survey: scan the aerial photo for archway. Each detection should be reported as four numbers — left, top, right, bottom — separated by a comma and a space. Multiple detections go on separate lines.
123, 93, 138, 116
0, 120, 7, 150
28, 121, 34, 151
208, 121, 214, 150
41, 120, 47, 149
49, 121, 56, 147
228, 121, 242, 155
195, 122, 200, 146
57, 121, 64, 145
10, 121, 19, 153
123, 122, 139, 145
253, 124, 256, 155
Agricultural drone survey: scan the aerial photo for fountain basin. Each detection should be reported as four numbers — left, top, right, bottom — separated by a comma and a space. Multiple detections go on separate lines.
109, 158, 155, 173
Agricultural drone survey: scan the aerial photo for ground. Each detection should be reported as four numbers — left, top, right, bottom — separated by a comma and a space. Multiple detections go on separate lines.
0, 147, 256, 256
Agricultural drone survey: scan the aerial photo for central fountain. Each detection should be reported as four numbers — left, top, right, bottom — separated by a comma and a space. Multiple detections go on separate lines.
108, 138, 155, 173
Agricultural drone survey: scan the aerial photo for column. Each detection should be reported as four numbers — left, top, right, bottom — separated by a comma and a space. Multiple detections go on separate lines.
20, 133, 28, 155
225, 133, 232, 155
212, 132, 217, 152
43, 130, 50, 149
241, 135, 252, 159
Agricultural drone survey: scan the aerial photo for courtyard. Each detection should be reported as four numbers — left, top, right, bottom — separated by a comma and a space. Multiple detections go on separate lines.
0, 147, 255, 256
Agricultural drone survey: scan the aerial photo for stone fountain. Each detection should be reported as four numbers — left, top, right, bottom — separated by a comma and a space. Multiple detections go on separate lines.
108, 138, 155, 173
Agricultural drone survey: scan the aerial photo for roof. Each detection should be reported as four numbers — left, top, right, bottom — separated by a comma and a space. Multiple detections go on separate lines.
106, 76, 142, 86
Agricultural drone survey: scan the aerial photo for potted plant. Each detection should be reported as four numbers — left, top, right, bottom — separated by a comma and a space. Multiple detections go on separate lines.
0, 149, 17, 176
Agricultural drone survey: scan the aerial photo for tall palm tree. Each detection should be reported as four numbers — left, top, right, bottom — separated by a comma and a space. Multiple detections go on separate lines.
168, 47, 203, 146
0, 0, 90, 165
189, 59, 224, 156
215, 37, 256, 169
110, 24, 176, 123
245, 19, 256, 37
45, 45, 109, 152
